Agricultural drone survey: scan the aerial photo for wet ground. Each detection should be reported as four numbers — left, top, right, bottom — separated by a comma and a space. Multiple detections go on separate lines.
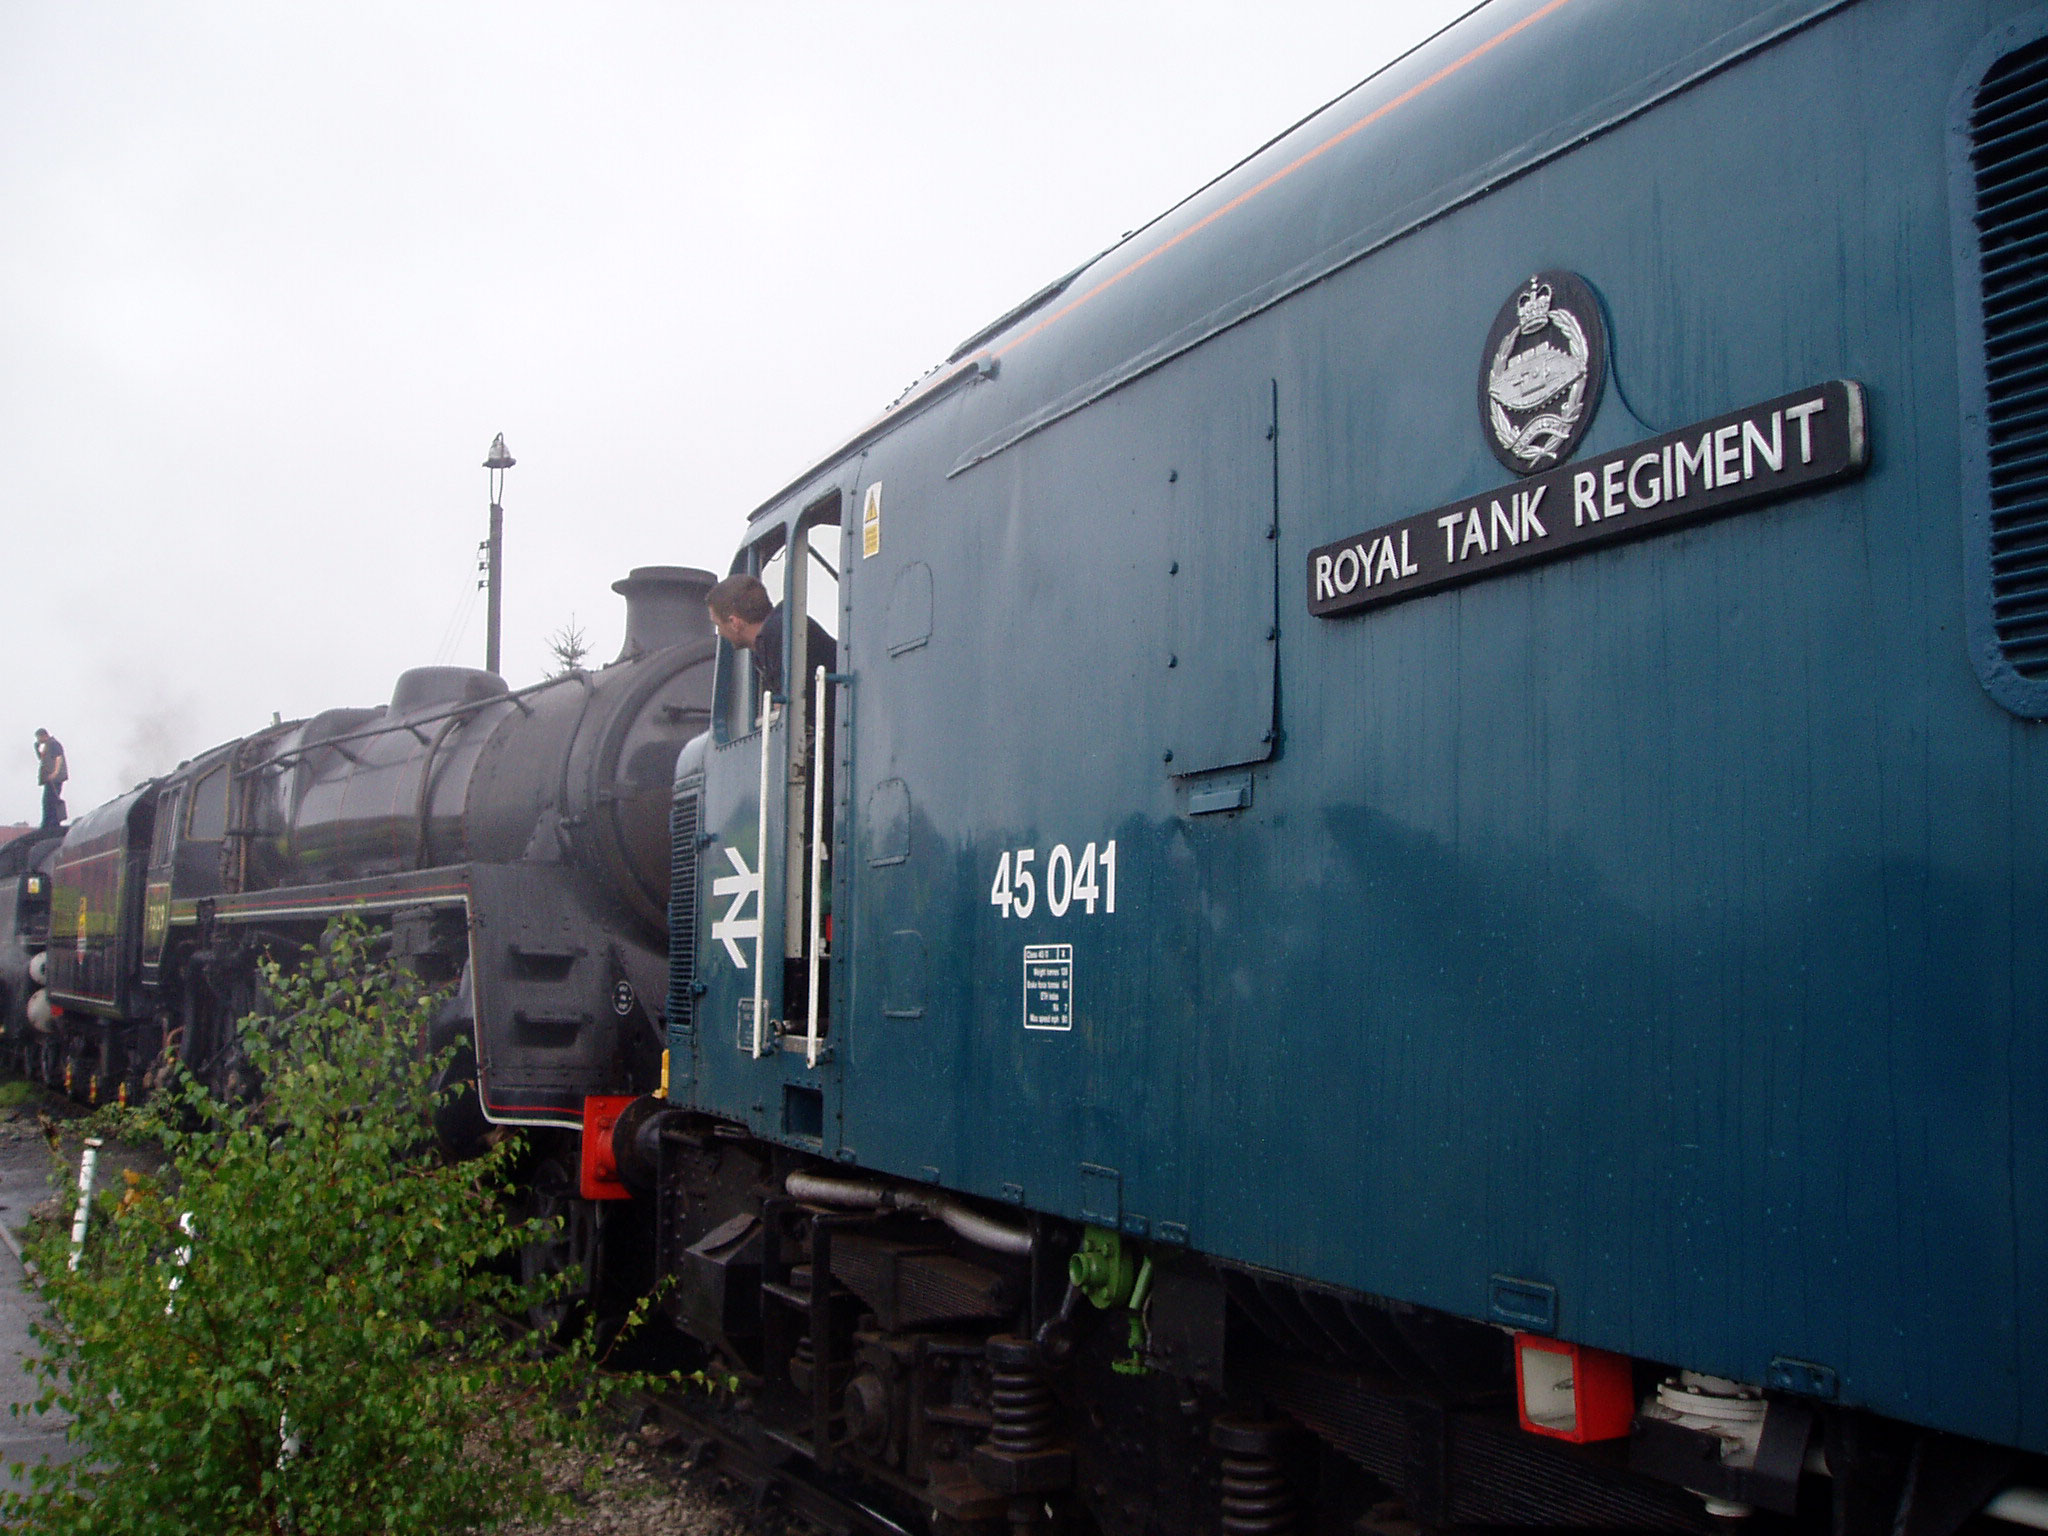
0, 1089, 84, 1495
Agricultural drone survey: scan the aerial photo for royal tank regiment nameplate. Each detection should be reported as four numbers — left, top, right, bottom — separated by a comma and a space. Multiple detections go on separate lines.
1308, 379, 1867, 620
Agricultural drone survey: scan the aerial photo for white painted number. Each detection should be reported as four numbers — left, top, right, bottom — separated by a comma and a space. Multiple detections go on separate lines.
990, 840, 1117, 920
990, 850, 1011, 917
1011, 848, 1036, 919
1073, 842, 1099, 914
1046, 845, 1073, 917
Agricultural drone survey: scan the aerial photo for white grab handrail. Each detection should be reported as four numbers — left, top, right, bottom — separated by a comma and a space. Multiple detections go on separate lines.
752, 688, 774, 1059
806, 664, 827, 1068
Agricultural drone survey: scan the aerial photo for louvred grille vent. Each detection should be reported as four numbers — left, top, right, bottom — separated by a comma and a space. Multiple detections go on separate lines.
666, 781, 701, 1033
1971, 36, 2048, 679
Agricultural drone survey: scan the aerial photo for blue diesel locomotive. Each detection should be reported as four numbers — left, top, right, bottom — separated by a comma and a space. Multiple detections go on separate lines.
602, 0, 2048, 1528
25, 0, 2043, 1528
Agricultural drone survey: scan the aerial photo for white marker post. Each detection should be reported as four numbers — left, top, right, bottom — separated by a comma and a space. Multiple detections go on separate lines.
165, 1211, 196, 1315
67, 1137, 103, 1272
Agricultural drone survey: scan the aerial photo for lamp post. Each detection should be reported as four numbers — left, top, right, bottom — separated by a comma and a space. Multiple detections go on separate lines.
481, 434, 515, 676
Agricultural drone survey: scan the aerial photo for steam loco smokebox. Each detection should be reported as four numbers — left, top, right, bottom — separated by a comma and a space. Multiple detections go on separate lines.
612, 566, 715, 662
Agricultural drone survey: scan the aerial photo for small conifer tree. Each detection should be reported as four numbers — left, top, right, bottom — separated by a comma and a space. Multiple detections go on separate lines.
4, 919, 625, 1535
546, 617, 590, 677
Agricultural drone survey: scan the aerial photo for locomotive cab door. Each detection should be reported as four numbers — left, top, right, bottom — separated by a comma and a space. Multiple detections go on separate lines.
695, 491, 845, 1147
780, 501, 840, 1071
142, 754, 235, 984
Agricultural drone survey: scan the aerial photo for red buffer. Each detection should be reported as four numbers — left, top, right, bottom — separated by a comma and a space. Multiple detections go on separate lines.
579, 1094, 637, 1200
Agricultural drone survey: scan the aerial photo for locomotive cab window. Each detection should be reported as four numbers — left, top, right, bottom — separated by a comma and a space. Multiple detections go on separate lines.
167, 763, 231, 897
150, 787, 182, 868
186, 765, 229, 842
714, 528, 786, 743
756, 539, 787, 679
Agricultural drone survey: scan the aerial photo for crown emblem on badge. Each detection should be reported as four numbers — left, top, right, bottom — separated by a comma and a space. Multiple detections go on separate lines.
1514, 278, 1554, 333
1483, 272, 1600, 472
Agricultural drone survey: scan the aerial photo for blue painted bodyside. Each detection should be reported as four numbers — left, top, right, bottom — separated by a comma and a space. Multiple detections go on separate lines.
672, 0, 2048, 1454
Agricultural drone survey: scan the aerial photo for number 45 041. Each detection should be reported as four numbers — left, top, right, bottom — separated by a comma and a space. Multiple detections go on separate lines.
989, 841, 1117, 920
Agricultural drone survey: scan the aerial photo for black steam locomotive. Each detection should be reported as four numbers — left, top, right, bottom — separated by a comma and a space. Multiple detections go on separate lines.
8, 568, 714, 1194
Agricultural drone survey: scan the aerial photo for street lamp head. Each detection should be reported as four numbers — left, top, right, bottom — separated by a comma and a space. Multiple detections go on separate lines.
483, 433, 515, 470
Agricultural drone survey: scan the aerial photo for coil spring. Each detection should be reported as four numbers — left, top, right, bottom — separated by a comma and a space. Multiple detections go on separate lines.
986, 1334, 1054, 1455
1211, 1417, 1293, 1536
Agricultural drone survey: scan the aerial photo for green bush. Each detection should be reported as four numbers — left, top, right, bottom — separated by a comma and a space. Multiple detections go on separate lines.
5, 920, 628, 1535
0, 1079, 39, 1109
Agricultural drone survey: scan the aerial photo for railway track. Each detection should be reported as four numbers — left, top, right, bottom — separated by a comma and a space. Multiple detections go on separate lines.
622, 1388, 919, 1536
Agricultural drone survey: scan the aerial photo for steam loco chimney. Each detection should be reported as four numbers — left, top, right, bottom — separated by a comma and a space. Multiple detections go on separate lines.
612, 566, 715, 662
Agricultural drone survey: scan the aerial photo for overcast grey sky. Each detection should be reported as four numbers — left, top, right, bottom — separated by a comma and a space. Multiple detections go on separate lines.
0, 1, 1471, 825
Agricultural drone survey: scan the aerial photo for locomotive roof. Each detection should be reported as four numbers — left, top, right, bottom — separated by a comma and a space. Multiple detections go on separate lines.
748, 0, 1845, 520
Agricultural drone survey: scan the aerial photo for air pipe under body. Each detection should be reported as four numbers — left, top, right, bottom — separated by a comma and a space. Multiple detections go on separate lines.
785, 1170, 1033, 1257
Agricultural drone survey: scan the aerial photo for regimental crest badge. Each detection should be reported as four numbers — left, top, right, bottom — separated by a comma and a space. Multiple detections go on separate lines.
1478, 270, 1607, 474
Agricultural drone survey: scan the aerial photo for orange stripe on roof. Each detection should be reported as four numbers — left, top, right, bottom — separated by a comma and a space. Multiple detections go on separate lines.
987, 0, 1577, 363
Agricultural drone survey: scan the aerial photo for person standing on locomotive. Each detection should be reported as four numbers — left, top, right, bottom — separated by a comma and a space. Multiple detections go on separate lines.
33, 728, 66, 831
706, 572, 836, 698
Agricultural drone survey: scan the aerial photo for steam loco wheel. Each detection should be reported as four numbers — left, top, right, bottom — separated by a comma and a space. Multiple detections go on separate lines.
173, 975, 239, 1099
518, 1152, 600, 1335
197, 968, 260, 1104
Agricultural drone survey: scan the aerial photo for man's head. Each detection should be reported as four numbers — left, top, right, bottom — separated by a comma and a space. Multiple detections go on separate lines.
707, 573, 772, 651
33, 729, 48, 745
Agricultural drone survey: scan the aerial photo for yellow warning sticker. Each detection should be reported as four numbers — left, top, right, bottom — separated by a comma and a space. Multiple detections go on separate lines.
862, 482, 882, 559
